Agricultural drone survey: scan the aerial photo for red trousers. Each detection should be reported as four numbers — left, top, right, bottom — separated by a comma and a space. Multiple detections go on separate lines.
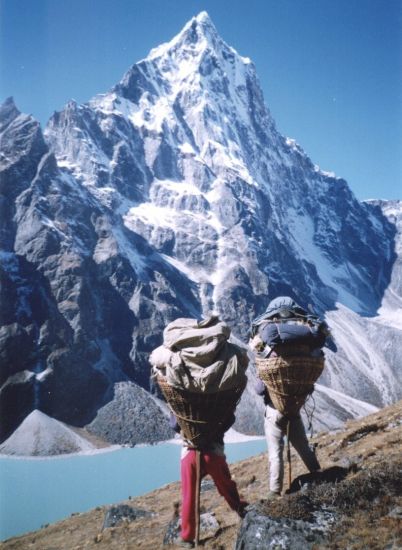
180, 449, 243, 541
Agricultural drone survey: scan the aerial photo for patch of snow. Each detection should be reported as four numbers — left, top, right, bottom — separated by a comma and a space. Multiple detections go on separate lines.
325, 303, 401, 405
154, 178, 202, 196
146, 12, 211, 62
161, 254, 208, 284
314, 164, 337, 178
113, 226, 148, 277
179, 142, 196, 155
287, 208, 364, 311
35, 367, 52, 382
125, 203, 177, 229
315, 384, 379, 418
376, 291, 402, 330
165, 429, 264, 446
57, 159, 77, 170
223, 428, 264, 443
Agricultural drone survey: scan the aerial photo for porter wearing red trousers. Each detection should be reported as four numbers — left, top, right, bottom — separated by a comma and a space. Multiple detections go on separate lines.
180, 444, 247, 545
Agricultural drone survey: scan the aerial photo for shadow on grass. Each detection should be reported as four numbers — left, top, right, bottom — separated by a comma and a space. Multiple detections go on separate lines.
286, 465, 349, 494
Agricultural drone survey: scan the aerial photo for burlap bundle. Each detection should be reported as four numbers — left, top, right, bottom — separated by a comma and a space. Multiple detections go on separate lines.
255, 349, 324, 417
157, 376, 245, 448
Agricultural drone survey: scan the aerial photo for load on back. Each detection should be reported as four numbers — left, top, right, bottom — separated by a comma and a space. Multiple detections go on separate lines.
251, 297, 329, 417
150, 316, 248, 448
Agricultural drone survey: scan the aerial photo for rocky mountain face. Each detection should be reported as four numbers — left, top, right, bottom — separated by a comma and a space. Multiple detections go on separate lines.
0, 97, 197, 443
1, 12, 401, 448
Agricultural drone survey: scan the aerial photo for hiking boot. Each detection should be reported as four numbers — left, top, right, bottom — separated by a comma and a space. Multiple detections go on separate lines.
267, 490, 280, 500
177, 540, 195, 548
237, 500, 250, 518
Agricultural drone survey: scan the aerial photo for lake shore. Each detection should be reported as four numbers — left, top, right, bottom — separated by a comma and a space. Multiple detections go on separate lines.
0, 434, 267, 541
0, 428, 264, 460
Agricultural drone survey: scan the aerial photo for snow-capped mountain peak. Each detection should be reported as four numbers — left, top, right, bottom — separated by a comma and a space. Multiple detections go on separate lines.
145, 10, 253, 72
1, 13, 401, 451
113, 10, 259, 140
44, 13, 397, 321
146, 11, 222, 61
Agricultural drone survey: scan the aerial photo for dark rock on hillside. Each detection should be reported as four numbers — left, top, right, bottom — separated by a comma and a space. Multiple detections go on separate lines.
86, 381, 174, 445
235, 503, 334, 550
163, 512, 220, 546
0, 370, 36, 442
102, 504, 154, 530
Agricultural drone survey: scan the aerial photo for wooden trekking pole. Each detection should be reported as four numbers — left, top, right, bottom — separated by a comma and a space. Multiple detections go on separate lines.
195, 449, 201, 547
286, 420, 292, 490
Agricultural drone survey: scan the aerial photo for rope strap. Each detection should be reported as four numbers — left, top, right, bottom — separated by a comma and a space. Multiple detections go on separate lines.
173, 412, 208, 425
195, 449, 201, 547
286, 420, 292, 491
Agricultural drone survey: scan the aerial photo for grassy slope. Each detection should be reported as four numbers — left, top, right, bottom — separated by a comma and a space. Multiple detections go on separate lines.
2, 401, 401, 550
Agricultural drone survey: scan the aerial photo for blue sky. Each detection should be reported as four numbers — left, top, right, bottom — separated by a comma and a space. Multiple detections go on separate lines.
1, 0, 401, 200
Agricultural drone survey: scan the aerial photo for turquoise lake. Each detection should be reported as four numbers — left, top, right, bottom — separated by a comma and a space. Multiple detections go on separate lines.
0, 439, 266, 541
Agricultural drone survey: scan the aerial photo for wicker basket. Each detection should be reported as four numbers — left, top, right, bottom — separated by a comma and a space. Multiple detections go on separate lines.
256, 353, 324, 417
157, 376, 245, 449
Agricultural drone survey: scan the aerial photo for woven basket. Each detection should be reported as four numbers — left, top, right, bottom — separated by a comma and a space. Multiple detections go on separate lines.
157, 376, 245, 449
256, 353, 324, 417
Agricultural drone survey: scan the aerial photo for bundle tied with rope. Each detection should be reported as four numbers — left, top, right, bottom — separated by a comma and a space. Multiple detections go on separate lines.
157, 378, 245, 448
150, 316, 248, 449
251, 297, 329, 418
255, 344, 324, 417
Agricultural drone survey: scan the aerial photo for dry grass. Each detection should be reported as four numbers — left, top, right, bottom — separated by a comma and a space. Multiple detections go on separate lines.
2, 400, 402, 550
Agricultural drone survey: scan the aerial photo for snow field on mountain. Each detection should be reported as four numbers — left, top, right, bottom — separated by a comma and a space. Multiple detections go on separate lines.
325, 304, 401, 405
315, 384, 379, 417
286, 208, 363, 312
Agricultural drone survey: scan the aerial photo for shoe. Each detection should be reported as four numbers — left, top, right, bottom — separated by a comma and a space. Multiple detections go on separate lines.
237, 500, 249, 518
267, 491, 280, 500
177, 540, 195, 548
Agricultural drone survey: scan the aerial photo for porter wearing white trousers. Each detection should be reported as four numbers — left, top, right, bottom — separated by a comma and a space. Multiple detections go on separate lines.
264, 405, 320, 494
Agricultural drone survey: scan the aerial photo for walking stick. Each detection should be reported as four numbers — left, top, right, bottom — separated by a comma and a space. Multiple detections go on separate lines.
286, 420, 292, 490
195, 449, 201, 547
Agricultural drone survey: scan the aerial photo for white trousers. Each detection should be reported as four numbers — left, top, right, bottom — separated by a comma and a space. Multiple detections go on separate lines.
264, 405, 320, 493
